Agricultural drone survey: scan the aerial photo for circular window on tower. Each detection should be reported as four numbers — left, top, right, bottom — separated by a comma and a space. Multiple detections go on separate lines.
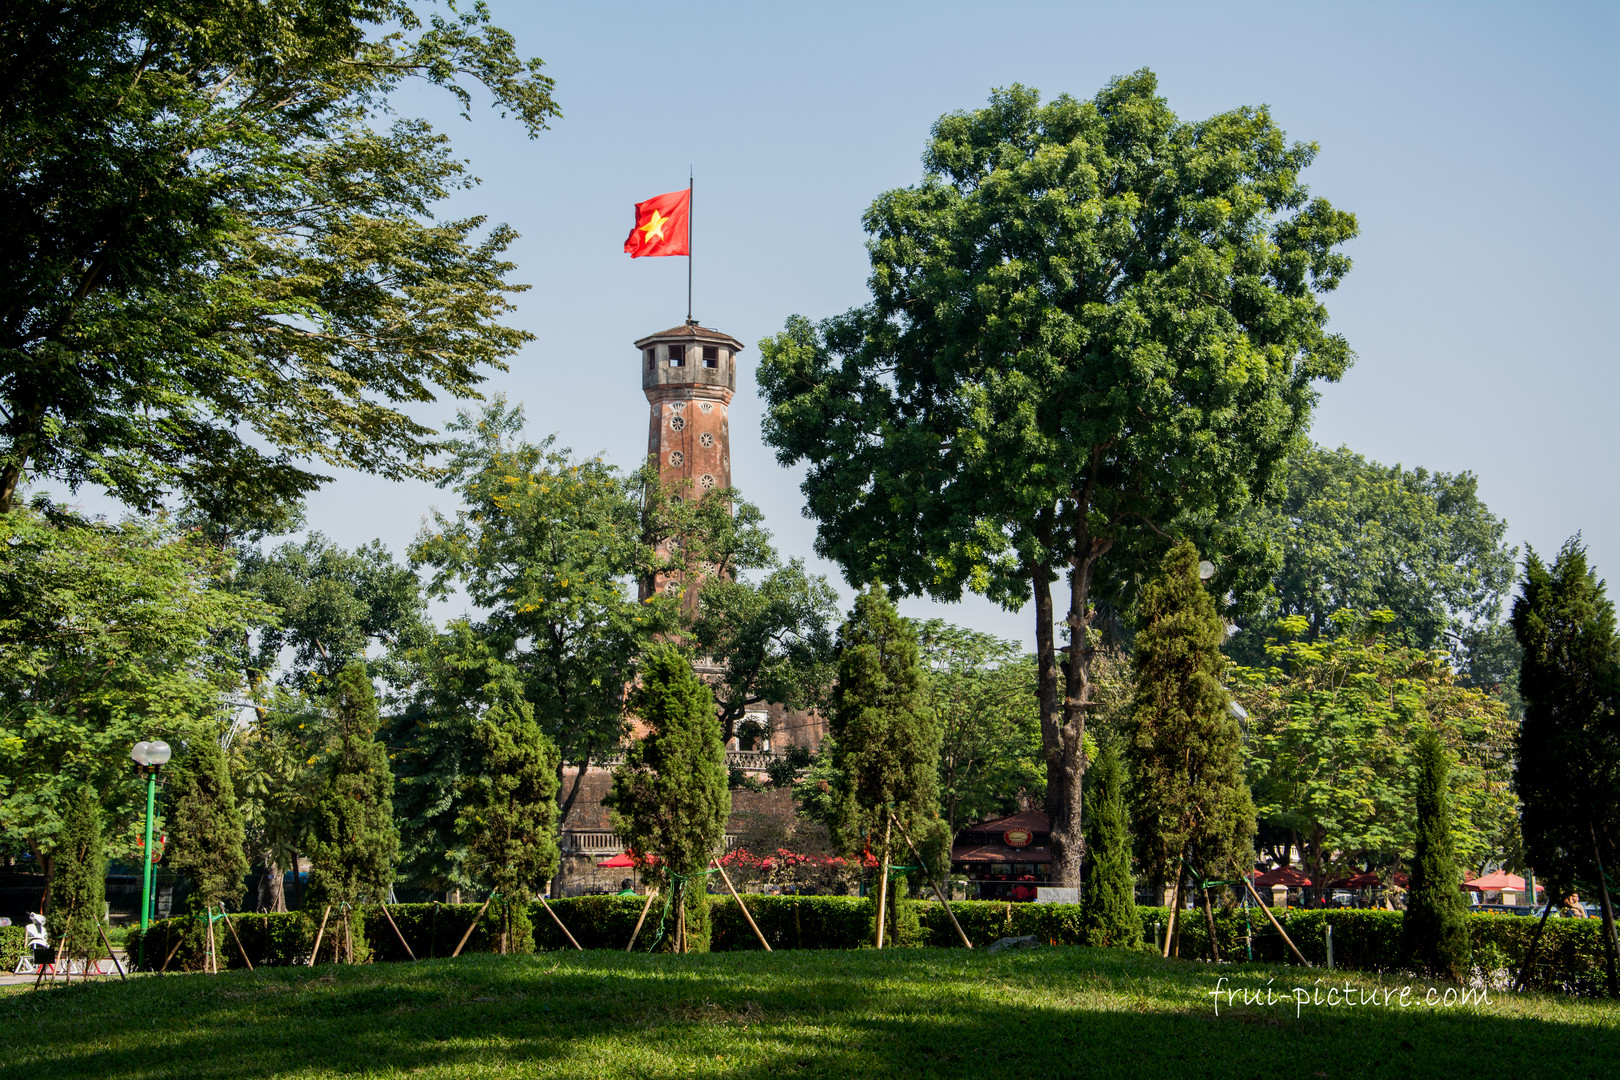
700, 473, 716, 490
669, 414, 685, 431
699, 431, 714, 448
669, 450, 685, 467
663, 579, 680, 594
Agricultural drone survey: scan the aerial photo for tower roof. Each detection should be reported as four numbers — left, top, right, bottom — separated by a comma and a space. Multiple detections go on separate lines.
634, 322, 745, 352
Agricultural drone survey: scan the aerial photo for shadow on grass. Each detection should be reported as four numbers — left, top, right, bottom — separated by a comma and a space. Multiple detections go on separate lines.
1, 948, 1616, 1080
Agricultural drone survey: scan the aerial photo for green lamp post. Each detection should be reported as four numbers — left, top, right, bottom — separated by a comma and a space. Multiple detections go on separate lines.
130, 739, 171, 968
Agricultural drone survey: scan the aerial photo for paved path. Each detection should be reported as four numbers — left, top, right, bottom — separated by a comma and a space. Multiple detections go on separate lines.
2, 950, 131, 987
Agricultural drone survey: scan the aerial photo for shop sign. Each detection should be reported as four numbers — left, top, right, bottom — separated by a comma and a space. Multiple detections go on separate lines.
1003, 827, 1033, 849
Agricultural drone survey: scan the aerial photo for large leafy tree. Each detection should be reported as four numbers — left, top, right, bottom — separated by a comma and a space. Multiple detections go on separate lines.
604, 647, 729, 953
1512, 539, 1620, 993
1232, 612, 1517, 884
0, 1, 557, 516
758, 74, 1356, 884
413, 399, 672, 823
914, 621, 1043, 832
0, 506, 263, 883
1126, 542, 1255, 927
1229, 444, 1517, 671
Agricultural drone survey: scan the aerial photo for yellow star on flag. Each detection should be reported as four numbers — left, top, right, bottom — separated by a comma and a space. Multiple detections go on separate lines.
640, 211, 670, 243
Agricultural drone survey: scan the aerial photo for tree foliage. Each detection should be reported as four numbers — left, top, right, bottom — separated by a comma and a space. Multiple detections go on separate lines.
1511, 538, 1620, 991
758, 73, 1355, 884
605, 647, 730, 953
0, 505, 263, 874
1080, 737, 1140, 947
828, 587, 942, 853
305, 663, 398, 924
413, 399, 670, 822
1400, 727, 1472, 981
1127, 543, 1255, 890
455, 690, 560, 955
1232, 611, 1516, 883
166, 733, 250, 915
45, 785, 106, 962
1229, 444, 1517, 673
0, 0, 558, 516
915, 621, 1043, 831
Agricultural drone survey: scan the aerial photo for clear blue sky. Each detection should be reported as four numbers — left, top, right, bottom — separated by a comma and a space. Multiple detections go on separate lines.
64, 1, 1620, 648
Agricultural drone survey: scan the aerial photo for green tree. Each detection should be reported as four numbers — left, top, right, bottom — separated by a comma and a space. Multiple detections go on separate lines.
1511, 538, 1620, 994
915, 621, 1043, 832
413, 400, 670, 826
45, 785, 106, 965
166, 734, 251, 916
1080, 738, 1140, 947
758, 74, 1356, 884
1232, 612, 1516, 885
604, 647, 730, 953
1126, 542, 1255, 941
0, 506, 264, 888
0, 1, 558, 516
1400, 727, 1472, 981
236, 534, 429, 694
228, 688, 322, 912
305, 663, 398, 962
828, 586, 942, 945
454, 684, 561, 955
1229, 444, 1517, 674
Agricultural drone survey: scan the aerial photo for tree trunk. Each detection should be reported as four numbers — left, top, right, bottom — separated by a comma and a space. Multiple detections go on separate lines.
258, 856, 287, 913
1203, 886, 1222, 963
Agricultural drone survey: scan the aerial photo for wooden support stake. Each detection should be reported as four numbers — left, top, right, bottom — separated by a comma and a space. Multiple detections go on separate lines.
379, 903, 416, 961
308, 905, 332, 966
450, 894, 494, 958
1514, 900, 1556, 992
627, 888, 658, 952
875, 817, 892, 950
1240, 872, 1312, 967
713, 859, 771, 952
536, 893, 583, 951
160, 929, 185, 973
97, 920, 127, 980
220, 905, 253, 971
890, 812, 972, 949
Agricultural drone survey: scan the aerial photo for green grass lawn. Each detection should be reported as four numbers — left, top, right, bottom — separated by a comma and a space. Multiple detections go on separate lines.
2, 947, 1616, 1079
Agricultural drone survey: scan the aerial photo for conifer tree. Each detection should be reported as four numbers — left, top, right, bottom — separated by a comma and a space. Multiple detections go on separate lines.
605, 646, 729, 952
46, 785, 106, 964
1400, 726, 1472, 980
1511, 538, 1620, 994
166, 732, 250, 969
457, 689, 561, 955
829, 584, 942, 946
306, 662, 399, 962
1126, 542, 1255, 953
1080, 738, 1140, 947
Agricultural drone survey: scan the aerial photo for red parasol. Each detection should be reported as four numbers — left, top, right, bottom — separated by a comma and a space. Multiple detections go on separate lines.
1464, 871, 1543, 894
1253, 866, 1313, 888
596, 852, 659, 868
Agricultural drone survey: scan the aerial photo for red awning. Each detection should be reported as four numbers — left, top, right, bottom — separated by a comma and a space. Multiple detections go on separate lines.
1254, 866, 1313, 888
1464, 871, 1543, 894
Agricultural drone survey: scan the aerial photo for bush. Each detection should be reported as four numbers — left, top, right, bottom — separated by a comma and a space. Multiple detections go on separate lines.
119, 895, 1618, 994
1, 925, 24, 971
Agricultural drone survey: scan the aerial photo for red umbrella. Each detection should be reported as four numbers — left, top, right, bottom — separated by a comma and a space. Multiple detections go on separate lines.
1464, 871, 1543, 894
1328, 870, 1384, 889
1253, 866, 1313, 888
596, 852, 659, 868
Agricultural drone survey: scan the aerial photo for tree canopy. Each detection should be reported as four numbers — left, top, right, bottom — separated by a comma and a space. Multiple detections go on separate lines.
0, 0, 557, 516
758, 73, 1356, 884
1228, 444, 1517, 670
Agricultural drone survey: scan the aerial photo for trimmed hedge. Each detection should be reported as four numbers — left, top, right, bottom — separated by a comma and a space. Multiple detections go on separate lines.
122, 896, 1614, 995
1, 925, 23, 971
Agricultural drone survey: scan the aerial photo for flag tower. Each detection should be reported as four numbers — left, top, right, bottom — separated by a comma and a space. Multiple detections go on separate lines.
636, 322, 743, 604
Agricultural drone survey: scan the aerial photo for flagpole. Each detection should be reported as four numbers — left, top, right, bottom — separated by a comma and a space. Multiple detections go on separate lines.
687, 166, 694, 323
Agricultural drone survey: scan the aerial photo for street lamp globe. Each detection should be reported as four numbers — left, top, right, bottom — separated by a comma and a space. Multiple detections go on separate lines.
146, 740, 171, 766
131, 741, 151, 766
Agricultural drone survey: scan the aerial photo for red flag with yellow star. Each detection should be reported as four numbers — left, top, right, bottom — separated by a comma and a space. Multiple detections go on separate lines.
624, 188, 690, 257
